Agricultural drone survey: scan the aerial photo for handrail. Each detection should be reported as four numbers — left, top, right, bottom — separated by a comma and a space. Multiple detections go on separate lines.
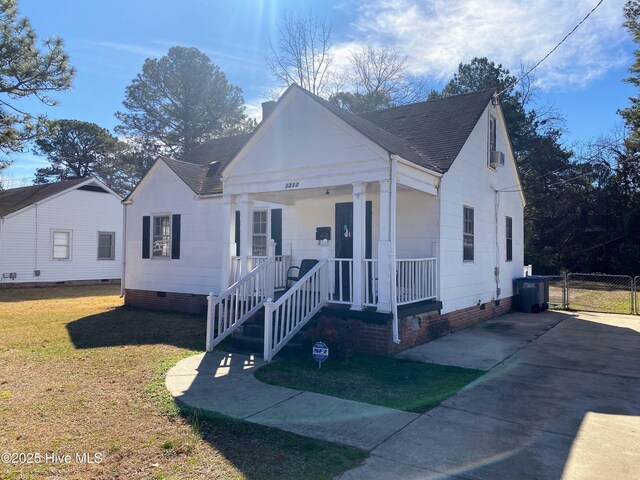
206, 257, 275, 351
263, 259, 328, 362
231, 255, 290, 289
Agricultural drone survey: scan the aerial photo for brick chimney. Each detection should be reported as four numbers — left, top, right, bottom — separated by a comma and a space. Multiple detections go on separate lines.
261, 101, 277, 121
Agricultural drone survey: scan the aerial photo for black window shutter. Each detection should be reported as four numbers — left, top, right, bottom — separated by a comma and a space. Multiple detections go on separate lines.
234, 210, 240, 257
270, 208, 282, 255
142, 216, 150, 259
171, 214, 181, 259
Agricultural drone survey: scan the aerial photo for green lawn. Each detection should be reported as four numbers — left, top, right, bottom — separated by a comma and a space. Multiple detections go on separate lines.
0, 285, 366, 480
255, 353, 484, 413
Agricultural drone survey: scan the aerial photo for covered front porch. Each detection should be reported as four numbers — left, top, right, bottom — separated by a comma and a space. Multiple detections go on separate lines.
222, 178, 440, 313
208, 163, 441, 361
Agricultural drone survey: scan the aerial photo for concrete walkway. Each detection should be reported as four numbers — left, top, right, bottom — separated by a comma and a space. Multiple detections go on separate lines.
396, 310, 568, 370
166, 351, 419, 450
166, 310, 640, 479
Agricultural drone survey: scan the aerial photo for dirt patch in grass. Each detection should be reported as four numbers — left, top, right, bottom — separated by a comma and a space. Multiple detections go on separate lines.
255, 353, 484, 413
0, 285, 366, 479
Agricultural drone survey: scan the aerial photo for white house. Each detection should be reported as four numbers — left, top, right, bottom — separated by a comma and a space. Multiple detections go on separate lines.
123, 85, 525, 359
0, 177, 123, 286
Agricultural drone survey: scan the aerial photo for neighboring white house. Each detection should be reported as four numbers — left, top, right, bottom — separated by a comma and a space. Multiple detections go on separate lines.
0, 177, 123, 286
123, 85, 525, 357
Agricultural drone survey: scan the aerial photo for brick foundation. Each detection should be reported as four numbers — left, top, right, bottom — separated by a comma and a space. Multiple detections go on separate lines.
352, 297, 513, 356
0, 278, 120, 289
123, 288, 513, 355
124, 288, 208, 314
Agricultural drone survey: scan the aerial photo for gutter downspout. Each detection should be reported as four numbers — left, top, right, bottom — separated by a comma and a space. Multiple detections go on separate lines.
390, 155, 400, 344
494, 188, 500, 299
120, 202, 128, 298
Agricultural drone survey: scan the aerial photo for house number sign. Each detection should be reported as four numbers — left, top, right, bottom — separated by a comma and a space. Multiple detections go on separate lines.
285, 182, 299, 189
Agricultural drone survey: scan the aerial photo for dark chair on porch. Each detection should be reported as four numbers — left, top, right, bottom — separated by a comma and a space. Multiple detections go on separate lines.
286, 259, 319, 288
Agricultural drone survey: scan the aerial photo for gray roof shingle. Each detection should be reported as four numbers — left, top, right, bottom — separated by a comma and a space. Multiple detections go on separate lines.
0, 177, 92, 217
159, 134, 251, 196
363, 88, 496, 172
159, 88, 495, 195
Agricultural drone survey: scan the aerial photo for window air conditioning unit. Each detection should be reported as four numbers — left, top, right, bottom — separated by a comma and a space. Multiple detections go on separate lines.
490, 150, 505, 167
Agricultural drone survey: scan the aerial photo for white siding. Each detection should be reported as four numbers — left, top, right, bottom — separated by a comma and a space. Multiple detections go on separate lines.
282, 193, 381, 265
126, 162, 285, 296
438, 103, 525, 313
396, 188, 439, 258
0, 186, 122, 283
125, 162, 222, 295
223, 88, 390, 194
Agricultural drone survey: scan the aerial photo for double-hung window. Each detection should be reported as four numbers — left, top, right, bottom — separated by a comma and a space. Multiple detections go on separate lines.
152, 215, 171, 258
98, 232, 116, 260
52, 230, 71, 260
506, 216, 513, 262
252, 211, 268, 256
463, 206, 474, 262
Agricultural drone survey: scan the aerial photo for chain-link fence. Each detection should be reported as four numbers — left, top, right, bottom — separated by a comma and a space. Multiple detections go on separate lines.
539, 273, 636, 315
543, 275, 566, 308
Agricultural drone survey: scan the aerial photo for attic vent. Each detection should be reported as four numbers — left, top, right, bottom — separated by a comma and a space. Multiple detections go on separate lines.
78, 185, 108, 193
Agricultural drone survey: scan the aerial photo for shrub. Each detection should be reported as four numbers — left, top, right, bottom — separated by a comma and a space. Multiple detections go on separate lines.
303, 316, 360, 362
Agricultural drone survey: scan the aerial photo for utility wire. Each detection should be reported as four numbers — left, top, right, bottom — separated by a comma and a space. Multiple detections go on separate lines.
498, 170, 595, 193
497, 0, 606, 97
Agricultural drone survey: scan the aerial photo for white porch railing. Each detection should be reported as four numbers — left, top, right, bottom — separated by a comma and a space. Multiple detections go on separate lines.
263, 259, 328, 362
231, 255, 291, 290
363, 259, 378, 307
206, 258, 275, 351
328, 258, 353, 304
396, 257, 437, 305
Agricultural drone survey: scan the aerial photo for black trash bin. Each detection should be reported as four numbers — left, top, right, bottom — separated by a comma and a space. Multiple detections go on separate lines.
513, 277, 549, 313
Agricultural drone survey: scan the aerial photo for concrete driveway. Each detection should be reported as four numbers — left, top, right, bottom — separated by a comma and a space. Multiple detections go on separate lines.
340, 311, 640, 479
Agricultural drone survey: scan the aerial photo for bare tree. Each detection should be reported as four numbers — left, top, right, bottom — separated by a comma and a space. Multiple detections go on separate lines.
0, 172, 29, 190
327, 45, 429, 114
267, 12, 334, 97
351, 46, 427, 105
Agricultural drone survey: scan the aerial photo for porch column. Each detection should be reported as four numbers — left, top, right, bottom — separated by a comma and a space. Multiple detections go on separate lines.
238, 194, 254, 276
220, 194, 236, 293
377, 180, 392, 312
351, 182, 366, 310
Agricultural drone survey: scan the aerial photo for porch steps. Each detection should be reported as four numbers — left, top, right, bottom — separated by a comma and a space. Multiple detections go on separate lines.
229, 309, 305, 358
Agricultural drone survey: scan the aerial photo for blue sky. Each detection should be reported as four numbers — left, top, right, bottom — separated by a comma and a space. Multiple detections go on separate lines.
4, 0, 636, 183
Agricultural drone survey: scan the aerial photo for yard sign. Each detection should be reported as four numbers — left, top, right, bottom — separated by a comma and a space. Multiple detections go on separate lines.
312, 341, 329, 369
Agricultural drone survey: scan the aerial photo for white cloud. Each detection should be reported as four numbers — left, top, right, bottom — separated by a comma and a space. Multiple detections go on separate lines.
245, 100, 264, 122
84, 41, 166, 58
337, 0, 630, 90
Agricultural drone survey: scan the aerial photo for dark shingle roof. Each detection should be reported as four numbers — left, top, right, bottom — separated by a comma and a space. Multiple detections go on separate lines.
363, 89, 496, 172
186, 134, 251, 167
0, 177, 91, 217
161, 134, 251, 196
161, 157, 206, 194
